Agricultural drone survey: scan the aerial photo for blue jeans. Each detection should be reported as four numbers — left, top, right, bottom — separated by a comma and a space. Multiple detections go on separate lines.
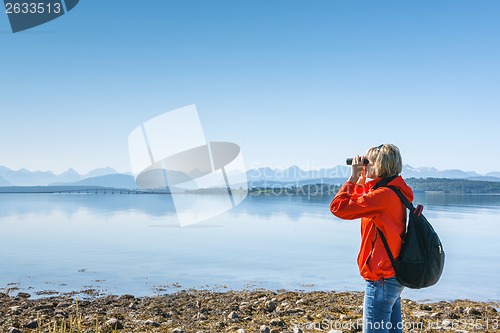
363, 277, 405, 333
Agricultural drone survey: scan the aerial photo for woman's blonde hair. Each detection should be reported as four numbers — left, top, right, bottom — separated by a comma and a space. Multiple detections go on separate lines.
366, 144, 403, 178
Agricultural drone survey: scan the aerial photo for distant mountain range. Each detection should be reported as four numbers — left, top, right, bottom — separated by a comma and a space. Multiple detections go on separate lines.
245, 165, 500, 187
0, 165, 499, 189
0, 166, 119, 186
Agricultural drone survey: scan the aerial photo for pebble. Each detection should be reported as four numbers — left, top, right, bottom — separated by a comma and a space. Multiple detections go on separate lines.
412, 310, 429, 318
465, 306, 482, 316
34, 303, 53, 311
105, 318, 124, 329
9, 306, 21, 315
24, 320, 38, 329
430, 312, 442, 318
54, 309, 68, 318
265, 299, 277, 312
420, 304, 432, 311
260, 325, 270, 333
269, 318, 285, 327
445, 311, 460, 319
56, 302, 71, 308
442, 319, 453, 327
145, 319, 160, 327
228, 311, 239, 319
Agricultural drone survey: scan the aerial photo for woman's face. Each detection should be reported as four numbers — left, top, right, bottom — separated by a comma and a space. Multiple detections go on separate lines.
365, 152, 377, 179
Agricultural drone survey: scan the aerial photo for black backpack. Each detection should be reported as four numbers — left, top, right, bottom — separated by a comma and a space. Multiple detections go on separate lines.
373, 180, 445, 289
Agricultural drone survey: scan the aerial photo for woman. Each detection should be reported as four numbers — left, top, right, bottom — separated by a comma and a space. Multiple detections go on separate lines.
330, 144, 413, 333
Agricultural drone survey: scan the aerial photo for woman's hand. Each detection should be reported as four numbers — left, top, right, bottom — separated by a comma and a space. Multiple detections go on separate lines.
348, 155, 366, 185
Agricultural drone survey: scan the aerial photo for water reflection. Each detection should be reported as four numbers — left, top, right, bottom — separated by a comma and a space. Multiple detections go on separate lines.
0, 193, 176, 218
0, 192, 498, 302
2, 192, 499, 220
416, 192, 500, 208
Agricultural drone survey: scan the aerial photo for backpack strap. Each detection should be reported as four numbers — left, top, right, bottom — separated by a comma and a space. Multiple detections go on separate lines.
371, 175, 398, 190
376, 227, 397, 267
375, 183, 415, 268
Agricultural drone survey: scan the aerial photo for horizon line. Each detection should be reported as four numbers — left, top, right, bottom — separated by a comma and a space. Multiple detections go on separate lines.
0, 164, 499, 177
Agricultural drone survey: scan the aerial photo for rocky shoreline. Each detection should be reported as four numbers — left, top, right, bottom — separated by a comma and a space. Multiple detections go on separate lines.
1, 289, 498, 333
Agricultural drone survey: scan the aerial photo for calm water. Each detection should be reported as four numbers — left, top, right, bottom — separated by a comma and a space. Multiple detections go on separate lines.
0, 192, 499, 302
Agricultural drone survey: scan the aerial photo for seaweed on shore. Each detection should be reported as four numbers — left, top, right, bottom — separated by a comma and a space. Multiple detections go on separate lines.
0, 289, 498, 333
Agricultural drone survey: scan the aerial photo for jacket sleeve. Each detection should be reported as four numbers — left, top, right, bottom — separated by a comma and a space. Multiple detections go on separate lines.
330, 181, 388, 220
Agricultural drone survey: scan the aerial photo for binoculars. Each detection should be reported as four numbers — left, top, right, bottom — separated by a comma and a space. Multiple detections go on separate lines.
346, 157, 369, 165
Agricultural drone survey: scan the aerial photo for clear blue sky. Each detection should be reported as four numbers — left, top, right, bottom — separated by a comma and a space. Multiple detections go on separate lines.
1, 0, 499, 174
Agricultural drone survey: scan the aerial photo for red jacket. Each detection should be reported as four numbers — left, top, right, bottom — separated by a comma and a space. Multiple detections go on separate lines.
330, 176, 414, 281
